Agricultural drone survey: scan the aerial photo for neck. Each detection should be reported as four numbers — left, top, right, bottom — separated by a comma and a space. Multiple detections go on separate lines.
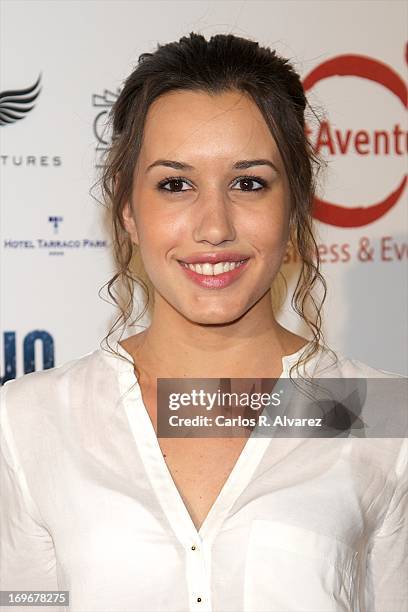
125, 292, 308, 382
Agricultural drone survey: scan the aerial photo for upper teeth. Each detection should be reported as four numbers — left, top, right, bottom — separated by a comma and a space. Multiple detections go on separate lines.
182, 260, 246, 275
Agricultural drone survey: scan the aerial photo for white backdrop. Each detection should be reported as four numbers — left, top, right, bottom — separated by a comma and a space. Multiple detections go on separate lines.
1, 0, 407, 381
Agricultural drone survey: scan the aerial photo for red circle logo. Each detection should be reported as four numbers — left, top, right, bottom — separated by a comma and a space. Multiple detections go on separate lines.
303, 52, 407, 227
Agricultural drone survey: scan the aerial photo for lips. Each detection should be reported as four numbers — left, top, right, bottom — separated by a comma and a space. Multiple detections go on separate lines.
178, 257, 250, 289
178, 252, 251, 265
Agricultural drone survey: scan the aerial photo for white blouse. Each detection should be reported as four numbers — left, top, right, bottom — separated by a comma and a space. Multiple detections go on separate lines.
0, 340, 407, 612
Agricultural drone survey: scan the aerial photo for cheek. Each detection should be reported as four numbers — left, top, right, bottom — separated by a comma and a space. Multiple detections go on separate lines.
136, 214, 183, 282
261, 236, 289, 268
136, 209, 168, 252
137, 201, 186, 246
247, 208, 289, 257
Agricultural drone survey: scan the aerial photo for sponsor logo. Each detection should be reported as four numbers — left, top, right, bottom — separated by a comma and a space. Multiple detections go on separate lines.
92, 88, 120, 166
1, 330, 54, 383
303, 50, 407, 227
0, 75, 41, 126
1, 73, 63, 168
0, 155, 61, 167
49, 216, 63, 233
3, 215, 108, 256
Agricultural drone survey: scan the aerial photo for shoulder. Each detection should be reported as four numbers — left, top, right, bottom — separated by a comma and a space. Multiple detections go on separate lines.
0, 347, 127, 477
0, 349, 108, 433
312, 345, 406, 379
1, 348, 101, 400
312, 347, 408, 461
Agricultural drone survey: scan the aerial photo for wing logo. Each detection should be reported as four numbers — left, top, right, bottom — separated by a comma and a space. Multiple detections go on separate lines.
0, 74, 42, 127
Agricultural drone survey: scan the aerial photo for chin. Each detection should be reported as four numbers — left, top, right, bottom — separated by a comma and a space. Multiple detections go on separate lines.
182, 304, 247, 327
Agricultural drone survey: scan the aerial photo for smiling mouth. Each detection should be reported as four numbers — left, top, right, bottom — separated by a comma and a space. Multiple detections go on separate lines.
178, 259, 249, 276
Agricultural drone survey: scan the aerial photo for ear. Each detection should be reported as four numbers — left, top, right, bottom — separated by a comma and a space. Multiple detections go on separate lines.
122, 200, 139, 246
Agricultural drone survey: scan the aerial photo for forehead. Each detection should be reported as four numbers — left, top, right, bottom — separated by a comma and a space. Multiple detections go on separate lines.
138, 89, 281, 168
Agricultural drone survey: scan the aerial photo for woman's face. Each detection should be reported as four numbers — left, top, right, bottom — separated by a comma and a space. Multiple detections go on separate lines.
122, 89, 291, 325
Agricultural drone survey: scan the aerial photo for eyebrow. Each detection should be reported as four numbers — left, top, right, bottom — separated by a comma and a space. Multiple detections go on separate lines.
145, 158, 278, 173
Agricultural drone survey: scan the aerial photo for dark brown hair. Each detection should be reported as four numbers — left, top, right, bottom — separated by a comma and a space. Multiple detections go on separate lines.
98, 31, 338, 383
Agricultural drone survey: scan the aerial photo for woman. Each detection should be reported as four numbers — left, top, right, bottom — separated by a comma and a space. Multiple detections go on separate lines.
1, 32, 406, 612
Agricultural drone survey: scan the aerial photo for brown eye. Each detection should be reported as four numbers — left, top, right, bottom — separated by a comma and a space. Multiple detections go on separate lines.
232, 176, 267, 191
157, 177, 192, 192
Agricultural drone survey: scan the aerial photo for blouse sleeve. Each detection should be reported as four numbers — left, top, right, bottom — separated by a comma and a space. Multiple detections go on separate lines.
364, 439, 408, 612
0, 383, 61, 612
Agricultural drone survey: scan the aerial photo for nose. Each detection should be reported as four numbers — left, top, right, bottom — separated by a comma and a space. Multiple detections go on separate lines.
192, 188, 237, 245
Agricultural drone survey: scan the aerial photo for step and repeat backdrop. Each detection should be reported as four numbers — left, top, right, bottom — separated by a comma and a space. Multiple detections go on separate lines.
1, 0, 407, 381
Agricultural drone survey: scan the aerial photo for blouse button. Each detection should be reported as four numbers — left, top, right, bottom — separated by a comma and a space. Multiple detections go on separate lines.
196, 597, 202, 602
191, 544, 196, 550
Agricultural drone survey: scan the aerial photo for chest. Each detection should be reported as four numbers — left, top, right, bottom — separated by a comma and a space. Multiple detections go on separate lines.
157, 436, 248, 532
141, 385, 249, 531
